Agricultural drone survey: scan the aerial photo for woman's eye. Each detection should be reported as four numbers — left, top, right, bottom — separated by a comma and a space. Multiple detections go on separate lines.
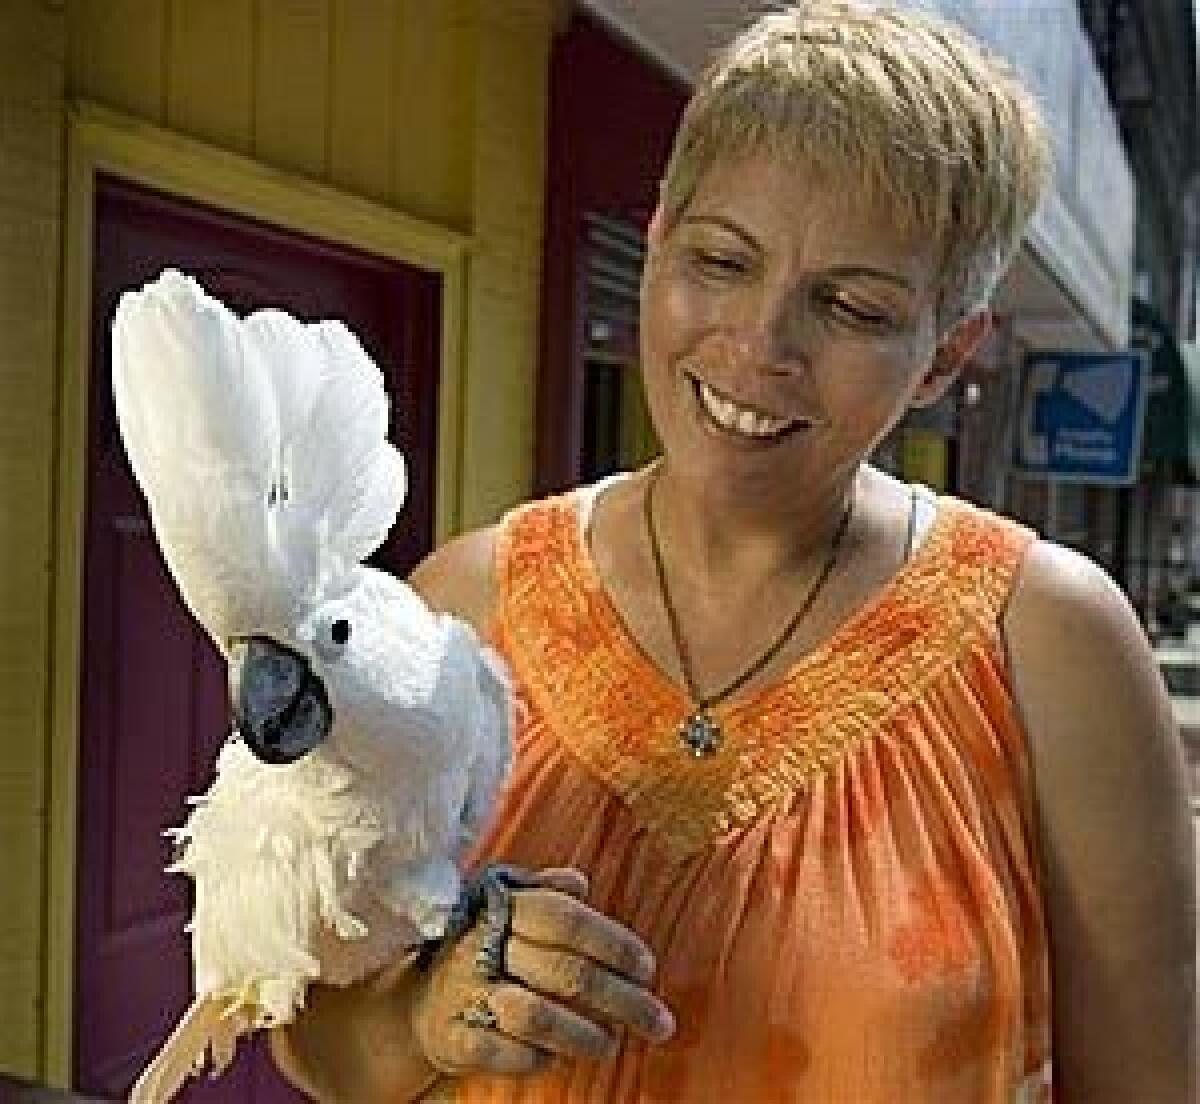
823, 293, 894, 330
690, 249, 747, 277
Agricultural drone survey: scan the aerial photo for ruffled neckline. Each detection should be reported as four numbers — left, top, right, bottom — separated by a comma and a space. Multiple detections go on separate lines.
569, 481, 955, 720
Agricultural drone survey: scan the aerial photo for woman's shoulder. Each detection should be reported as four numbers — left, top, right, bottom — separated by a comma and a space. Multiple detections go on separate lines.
999, 530, 1156, 720
1000, 541, 1194, 1092
407, 524, 502, 634
1003, 537, 1140, 655
406, 483, 597, 633
1002, 535, 1181, 818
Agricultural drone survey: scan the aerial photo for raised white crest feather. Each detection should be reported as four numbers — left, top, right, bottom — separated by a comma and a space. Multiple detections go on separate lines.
111, 269, 405, 647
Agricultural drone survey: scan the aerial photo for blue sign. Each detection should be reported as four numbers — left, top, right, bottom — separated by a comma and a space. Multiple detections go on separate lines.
1014, 350, 1149, 484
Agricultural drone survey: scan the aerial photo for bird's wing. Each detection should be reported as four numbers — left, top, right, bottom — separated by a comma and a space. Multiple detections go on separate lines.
436, 621, 514, 848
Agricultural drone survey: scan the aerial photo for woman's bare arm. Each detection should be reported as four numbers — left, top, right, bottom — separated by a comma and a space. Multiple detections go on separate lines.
1005, 540, 1196, 1102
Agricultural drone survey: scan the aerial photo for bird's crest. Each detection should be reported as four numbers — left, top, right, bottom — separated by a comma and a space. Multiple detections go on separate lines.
111, 270, 406, 646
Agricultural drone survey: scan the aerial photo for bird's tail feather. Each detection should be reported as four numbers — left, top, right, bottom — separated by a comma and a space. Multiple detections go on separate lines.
128, 997, 245, 1104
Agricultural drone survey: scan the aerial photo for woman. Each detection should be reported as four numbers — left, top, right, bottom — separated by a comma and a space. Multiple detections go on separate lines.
273, 2, 1197, 1099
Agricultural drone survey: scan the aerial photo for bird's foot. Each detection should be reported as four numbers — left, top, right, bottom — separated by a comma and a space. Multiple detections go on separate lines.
415, 863, 536, 975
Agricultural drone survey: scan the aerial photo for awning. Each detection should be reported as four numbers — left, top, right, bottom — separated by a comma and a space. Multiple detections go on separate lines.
1136, 299, 1200, 484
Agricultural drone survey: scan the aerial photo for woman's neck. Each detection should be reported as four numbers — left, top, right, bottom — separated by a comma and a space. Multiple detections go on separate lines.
644, 460, 863, 595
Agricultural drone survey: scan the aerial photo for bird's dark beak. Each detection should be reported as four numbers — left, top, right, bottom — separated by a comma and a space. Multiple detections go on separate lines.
227, 636, 333, 765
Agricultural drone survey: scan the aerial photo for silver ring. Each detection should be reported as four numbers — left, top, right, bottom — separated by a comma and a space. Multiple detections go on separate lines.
456, 995, 499, 1031
474, 933, 508, 982
474, 878, 515, 982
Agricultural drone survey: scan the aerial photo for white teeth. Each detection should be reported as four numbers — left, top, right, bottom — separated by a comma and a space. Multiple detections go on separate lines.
697, 380, 796, 438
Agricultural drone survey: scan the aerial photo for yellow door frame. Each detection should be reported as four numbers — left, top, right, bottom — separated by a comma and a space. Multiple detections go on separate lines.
45, 99, 472, 1081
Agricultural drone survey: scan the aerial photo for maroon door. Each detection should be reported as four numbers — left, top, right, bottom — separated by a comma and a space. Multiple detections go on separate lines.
535, 11, 686, 494
76, 174, 442, 1100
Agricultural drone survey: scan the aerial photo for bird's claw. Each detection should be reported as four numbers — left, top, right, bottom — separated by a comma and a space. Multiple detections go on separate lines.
415, 863, 536, 975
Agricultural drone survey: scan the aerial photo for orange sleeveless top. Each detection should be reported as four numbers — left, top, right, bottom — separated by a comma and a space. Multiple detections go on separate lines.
454, 487, 1053, 1103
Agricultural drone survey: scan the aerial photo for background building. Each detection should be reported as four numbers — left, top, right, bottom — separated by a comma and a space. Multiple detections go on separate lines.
1076, 0, 1200, 630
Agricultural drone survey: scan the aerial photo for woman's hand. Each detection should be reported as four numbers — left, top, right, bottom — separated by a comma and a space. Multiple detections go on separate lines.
413, 867, 675, 1078
271, 867, 674, 1102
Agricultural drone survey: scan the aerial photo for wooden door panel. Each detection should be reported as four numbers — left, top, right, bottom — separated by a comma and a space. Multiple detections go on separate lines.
77, 174, 441, 1100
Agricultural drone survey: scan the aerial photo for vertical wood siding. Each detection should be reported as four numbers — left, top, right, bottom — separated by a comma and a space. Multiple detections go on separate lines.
166, 2, 256, 154
255, 0, 332, 177
0, 0, 66, 1077
65, 0, 550, 527
69, 0, 480, 227
329, 0, 394, 204
462, 0, 552, 524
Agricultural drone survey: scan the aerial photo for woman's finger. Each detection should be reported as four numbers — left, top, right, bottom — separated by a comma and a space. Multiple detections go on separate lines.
490, 982, 617, 1061
504, 936, 675, 1042
527, 866, 589, 899
435, 1013, 550, 1077
510, 888, 656, 985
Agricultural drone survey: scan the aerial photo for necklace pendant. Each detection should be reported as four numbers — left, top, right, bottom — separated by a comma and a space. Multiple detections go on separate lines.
680, 711, 722, 757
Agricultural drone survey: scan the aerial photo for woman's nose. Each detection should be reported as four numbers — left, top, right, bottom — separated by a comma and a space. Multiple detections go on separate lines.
728, 301, 809, 377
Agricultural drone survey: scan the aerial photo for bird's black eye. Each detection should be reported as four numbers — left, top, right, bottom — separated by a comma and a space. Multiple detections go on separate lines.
331, 619, 351, 645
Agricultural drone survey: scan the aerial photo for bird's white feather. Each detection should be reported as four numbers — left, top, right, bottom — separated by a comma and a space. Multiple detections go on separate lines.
110, 270, 406, 646
457, 635, 516, 846
112, 273, 283, 642
173, 739, 412, 1021
242, 310, 405, 570
129, 998, 234, 1104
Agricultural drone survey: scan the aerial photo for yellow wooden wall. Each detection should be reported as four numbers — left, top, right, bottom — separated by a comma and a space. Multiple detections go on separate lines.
460, 0, 555, 524
0, 0, 555, 1083
67, 0, 553, 527
69, 0, 476, 227
0, 0, 67, 1079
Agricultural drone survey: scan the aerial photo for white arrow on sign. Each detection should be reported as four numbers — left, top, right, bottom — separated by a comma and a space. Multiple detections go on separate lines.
1060, 361, 1132, 424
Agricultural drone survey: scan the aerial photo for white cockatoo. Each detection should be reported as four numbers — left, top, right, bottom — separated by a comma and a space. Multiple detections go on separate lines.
112, 270, 514, 1103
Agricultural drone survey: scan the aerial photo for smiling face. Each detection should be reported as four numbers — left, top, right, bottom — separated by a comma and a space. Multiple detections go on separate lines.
639, 152, 974, 507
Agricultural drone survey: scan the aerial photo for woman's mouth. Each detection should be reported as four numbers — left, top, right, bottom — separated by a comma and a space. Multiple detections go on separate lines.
691, 377, 808, 441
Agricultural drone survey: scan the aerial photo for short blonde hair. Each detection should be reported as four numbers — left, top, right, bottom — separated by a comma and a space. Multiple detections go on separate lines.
659, 0, 1053, 321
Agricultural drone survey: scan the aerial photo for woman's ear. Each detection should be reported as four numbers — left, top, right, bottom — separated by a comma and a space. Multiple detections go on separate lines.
909, 310, 993, 408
